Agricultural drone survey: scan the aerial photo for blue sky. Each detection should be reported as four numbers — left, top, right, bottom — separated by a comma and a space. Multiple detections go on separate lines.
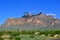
0, 0, 60, 24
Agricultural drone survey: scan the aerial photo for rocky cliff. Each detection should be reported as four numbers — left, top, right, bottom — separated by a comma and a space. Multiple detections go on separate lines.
0, 12, 60, 31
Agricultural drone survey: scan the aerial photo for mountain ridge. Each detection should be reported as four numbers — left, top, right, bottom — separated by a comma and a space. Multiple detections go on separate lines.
0, 12, 60, 31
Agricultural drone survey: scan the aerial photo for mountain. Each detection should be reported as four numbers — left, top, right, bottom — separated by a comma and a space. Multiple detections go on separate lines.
0, 12, 60, 31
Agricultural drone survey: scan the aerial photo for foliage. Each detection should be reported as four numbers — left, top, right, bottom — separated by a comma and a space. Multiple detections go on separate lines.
0, 37, 4, 40
9, 36, 13, 40
15, 36, 21, 40
0, 32, 4, 36
0, 30, 60, 36
30, 35, 34, 38
7, 31, 20, 37
0, 30, 60, 40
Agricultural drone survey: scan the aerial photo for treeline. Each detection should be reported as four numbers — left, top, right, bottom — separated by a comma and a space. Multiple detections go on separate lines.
22, 12, 42, 18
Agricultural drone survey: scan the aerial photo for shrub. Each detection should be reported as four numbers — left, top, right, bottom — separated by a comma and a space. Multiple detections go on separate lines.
30, 35, 34, 38
0, 37, 4, 40
15, 36, 21, 40
8, 31, 20, 37
0, 32, 4, 36
9, 36, 13, 40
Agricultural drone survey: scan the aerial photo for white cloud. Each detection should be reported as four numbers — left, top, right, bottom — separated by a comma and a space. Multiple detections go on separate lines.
46, 13, 56, 16
46, 13, 56, 18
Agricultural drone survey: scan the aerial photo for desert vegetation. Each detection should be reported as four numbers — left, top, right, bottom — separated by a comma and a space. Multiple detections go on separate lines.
0, 30, 60, 40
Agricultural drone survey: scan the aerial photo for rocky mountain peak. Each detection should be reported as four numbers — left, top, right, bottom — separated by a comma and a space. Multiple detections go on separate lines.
0, 12, 60, 31
1, 12, 60, 27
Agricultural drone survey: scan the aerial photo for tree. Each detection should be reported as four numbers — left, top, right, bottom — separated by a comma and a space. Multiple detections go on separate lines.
22, 12, 32, 18
38, 12, 42, 15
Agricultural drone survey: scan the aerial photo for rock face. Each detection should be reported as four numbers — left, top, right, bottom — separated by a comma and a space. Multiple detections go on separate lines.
4, 13, 54, 26
0, 12, 60, 30
3, 13, 48, 26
